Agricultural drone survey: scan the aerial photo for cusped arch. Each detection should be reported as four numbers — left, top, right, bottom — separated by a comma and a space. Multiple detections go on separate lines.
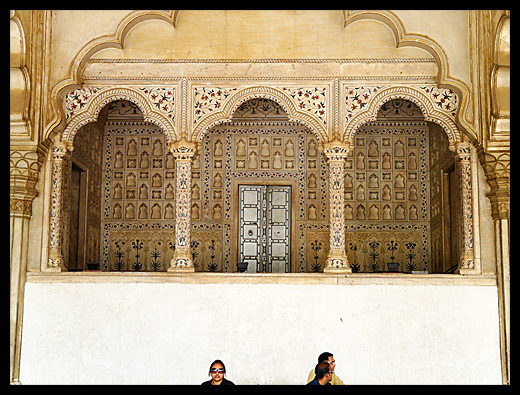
61, 87, 176, 145
192, 86, 329, 143
343, 86, 461, 146
342, 10, 475, 141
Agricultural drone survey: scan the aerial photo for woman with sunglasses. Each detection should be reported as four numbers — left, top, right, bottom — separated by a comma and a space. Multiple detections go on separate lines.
201, 359, 235, 385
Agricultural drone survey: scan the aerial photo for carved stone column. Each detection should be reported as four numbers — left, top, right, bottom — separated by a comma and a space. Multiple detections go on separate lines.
10, 148, 44, 384
450, 141, 476, 274
323, 139, 352, 274
47, 140, 71, 271
168, 139, 197, 272
481, 150, 510, 383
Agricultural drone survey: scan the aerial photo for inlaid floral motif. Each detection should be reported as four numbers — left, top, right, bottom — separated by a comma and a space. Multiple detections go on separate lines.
65, 87, 104, 120
140, 87, 175, 121
282, 87, 327, 126
193, 87, 238, 124
419, 86, 458, 117
344, 86, 382, 124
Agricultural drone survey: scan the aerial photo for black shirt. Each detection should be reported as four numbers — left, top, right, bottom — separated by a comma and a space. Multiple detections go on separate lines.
201, 378, 235, 385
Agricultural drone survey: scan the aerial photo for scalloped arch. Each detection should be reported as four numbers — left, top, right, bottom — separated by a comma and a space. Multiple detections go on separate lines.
46, 10, 476, 146
70, 10, 179, 83
62, 87, 176, 144
343, 86, 461, 146
342, 10, 475, 140
191, 86, 329, 143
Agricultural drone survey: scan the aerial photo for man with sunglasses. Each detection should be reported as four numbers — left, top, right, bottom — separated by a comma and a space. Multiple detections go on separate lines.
306, 352, 344, 385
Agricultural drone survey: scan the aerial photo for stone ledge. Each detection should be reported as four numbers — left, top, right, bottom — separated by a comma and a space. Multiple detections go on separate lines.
26, 271, 497, 287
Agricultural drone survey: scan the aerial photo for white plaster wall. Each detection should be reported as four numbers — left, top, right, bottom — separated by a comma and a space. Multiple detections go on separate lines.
19, 281, 502, 384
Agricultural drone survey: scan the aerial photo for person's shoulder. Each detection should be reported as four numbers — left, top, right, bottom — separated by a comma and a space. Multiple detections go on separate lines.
201, 380, 212, 385
222, 378, 235, 385
332, 373, 345, 385
307, 378, 320, 385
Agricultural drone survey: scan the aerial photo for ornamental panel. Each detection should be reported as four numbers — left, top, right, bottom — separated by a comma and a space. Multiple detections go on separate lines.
101, 122, 175, 271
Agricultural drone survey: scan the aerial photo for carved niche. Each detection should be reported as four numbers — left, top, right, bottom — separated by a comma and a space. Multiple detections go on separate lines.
344, 121, 431, 272
101, 122, 176, 271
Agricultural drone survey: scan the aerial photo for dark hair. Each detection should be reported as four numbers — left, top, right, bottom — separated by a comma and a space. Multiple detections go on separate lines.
208, 359, 226, 376
314, 362, 331, 380
318, 352, 333, 363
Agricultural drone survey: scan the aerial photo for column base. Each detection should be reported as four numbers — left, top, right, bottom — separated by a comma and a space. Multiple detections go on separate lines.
44, 265, 63, 273
455, 257, 477, 275
167, 250, 195, 273
47, 251, 64, 272
167, 265, 195, 273
324, 253, 352, 274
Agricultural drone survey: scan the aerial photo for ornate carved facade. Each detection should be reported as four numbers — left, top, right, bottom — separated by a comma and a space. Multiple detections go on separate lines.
51, 92, 465, 275
10, 10, 510, 384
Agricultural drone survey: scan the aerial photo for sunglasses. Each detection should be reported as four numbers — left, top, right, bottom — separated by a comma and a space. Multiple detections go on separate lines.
210, 369, 225, 374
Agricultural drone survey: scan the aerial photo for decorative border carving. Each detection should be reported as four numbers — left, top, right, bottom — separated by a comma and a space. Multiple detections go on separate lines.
87, 58, 436, 64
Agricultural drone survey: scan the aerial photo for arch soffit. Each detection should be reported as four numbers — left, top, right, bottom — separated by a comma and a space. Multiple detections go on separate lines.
192, 86, 329, 143
343, 86, 461, 146
62, 87, 176, 145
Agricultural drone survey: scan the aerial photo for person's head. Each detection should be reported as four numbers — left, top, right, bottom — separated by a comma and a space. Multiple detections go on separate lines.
318, 352, 336, 373
314, 362, 332, 383
209, 360, 226, 383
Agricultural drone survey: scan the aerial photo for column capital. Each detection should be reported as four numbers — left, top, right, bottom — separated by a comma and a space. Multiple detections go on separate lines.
480, 150, 510, 220
322, 139, 351, 162
168, 138, 197, 160
449, 141, 471, 161
51, 140, 73, 160
10, 149, 44, 218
